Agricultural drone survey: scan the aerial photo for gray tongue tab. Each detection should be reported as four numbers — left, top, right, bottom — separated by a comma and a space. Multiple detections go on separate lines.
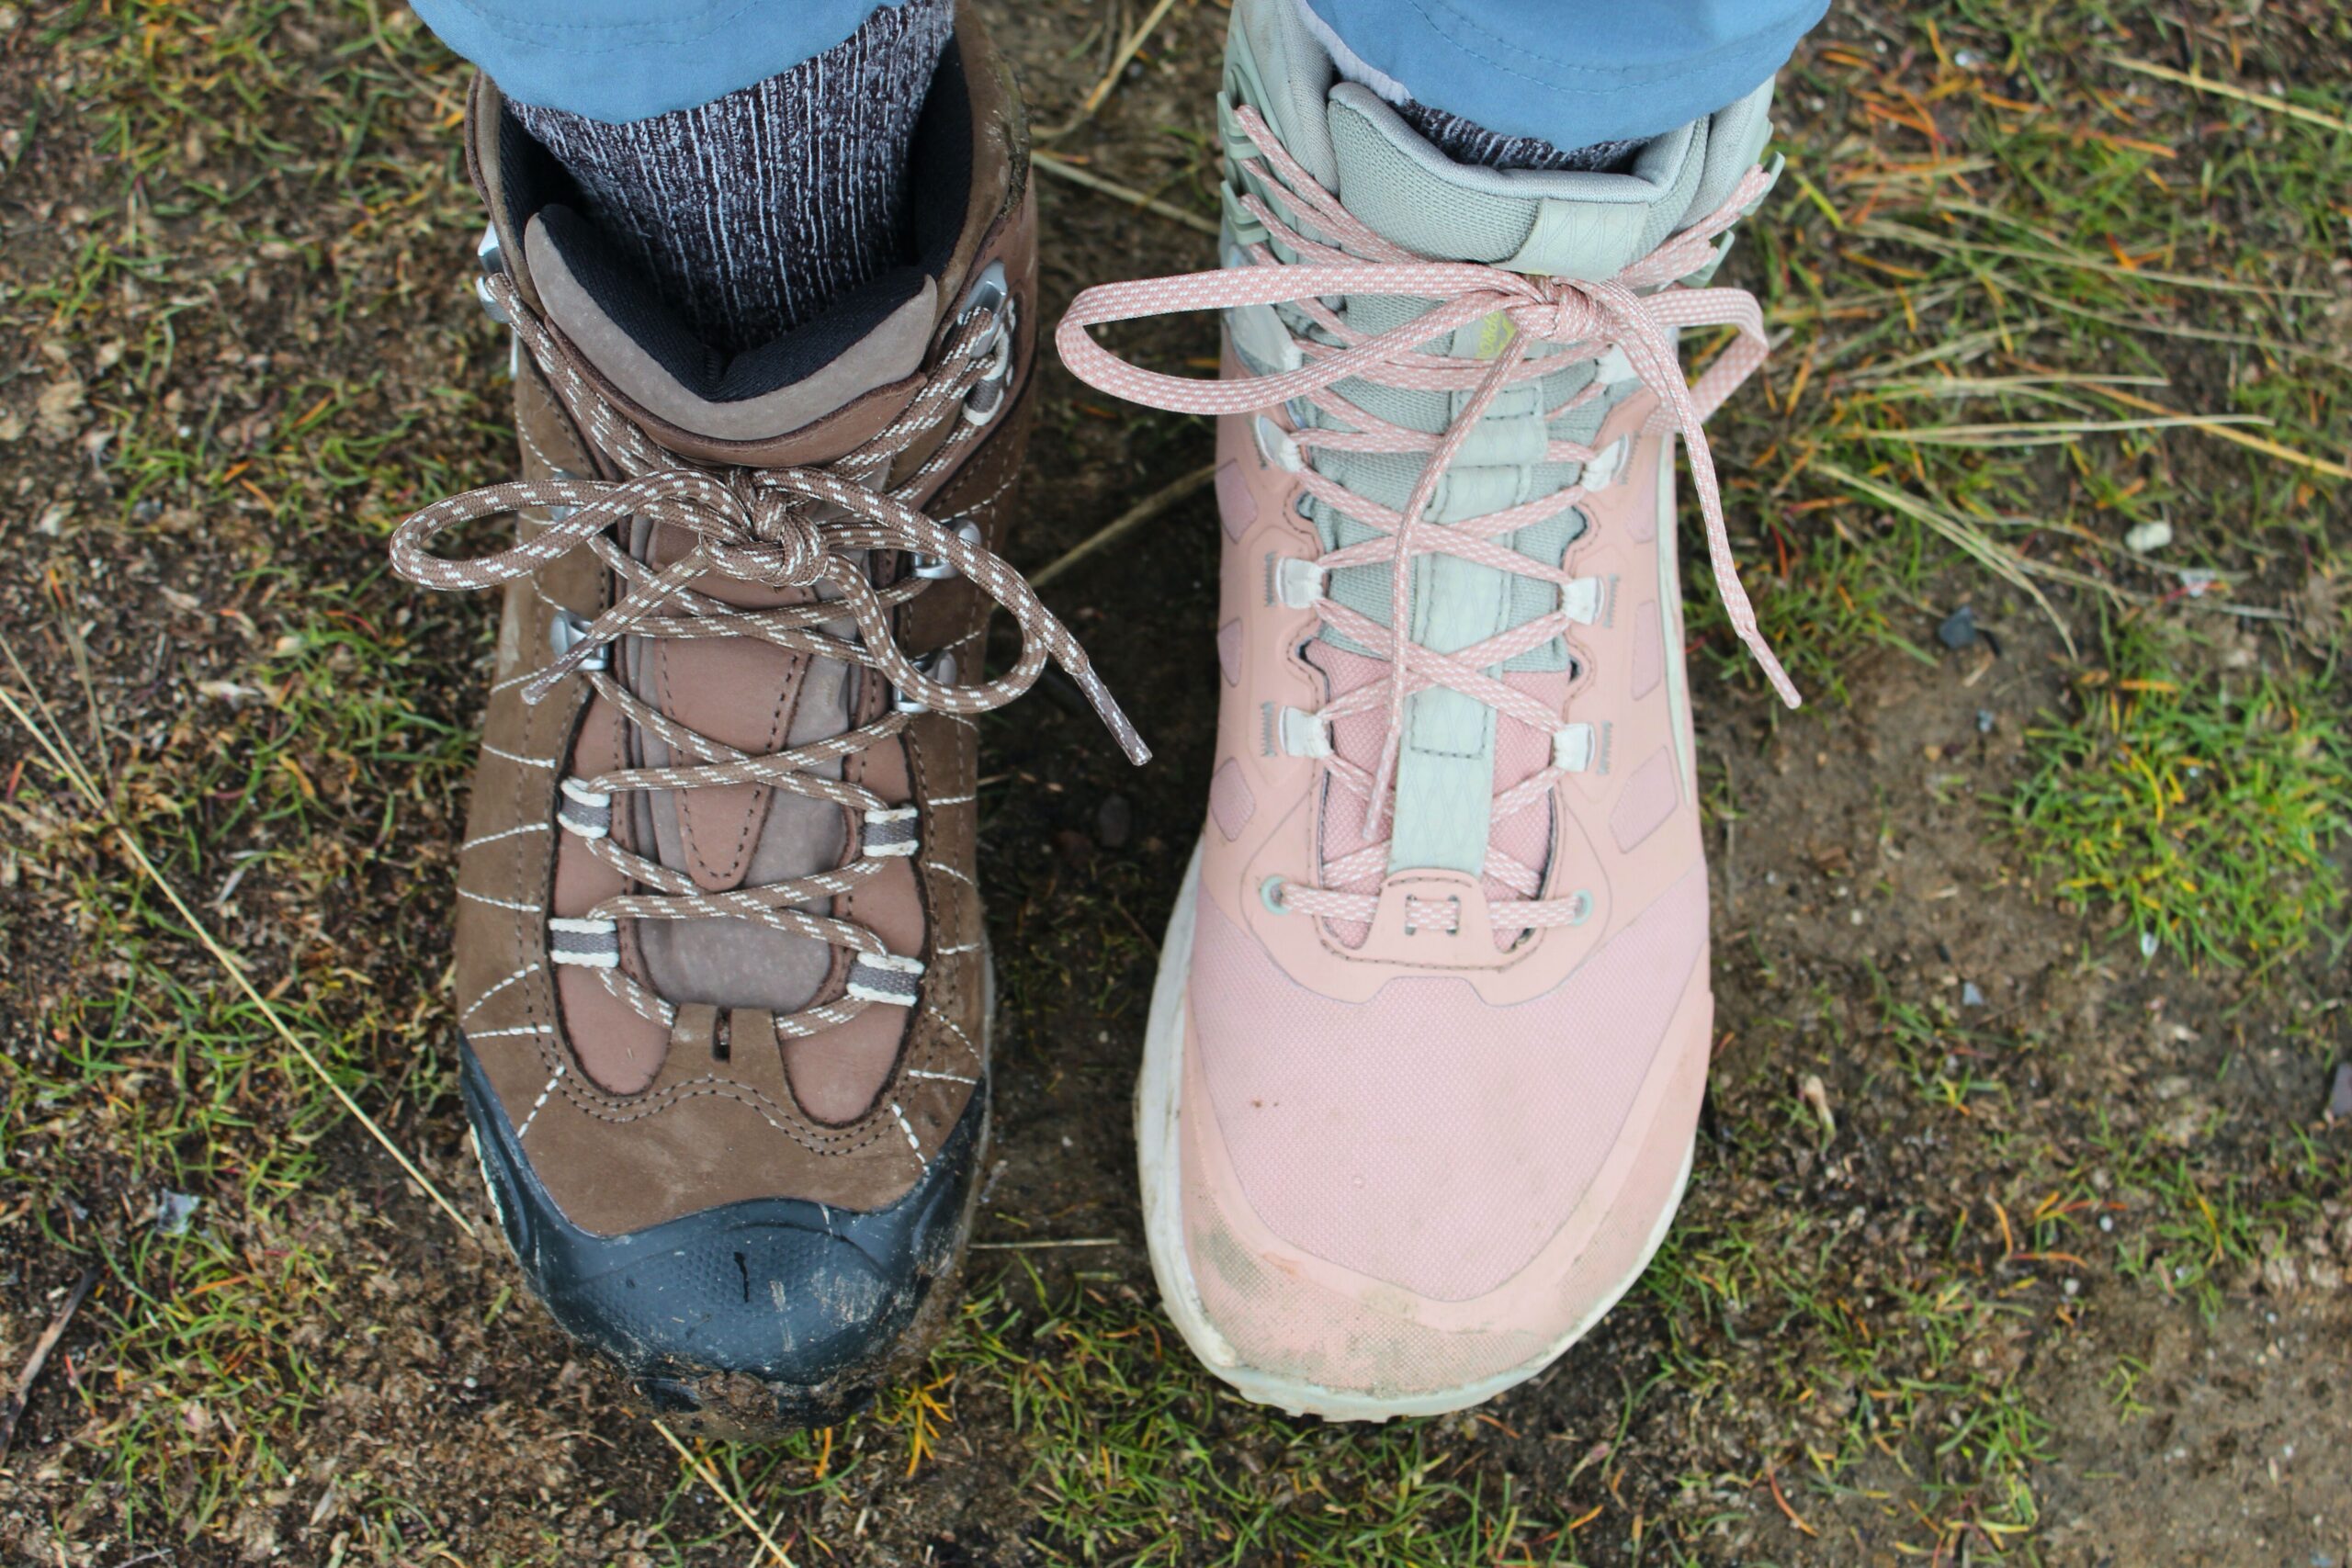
1244, 74, 1774, 879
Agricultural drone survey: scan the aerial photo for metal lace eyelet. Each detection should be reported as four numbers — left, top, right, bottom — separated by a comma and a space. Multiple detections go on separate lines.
474, 225, 512, 325
957, 260, 1017, 425
962, 329, 1014, 426
1259, 875, 1289, 916
1567, 889, 1595, 926
548, 608, 606, 671
474, 274, 511, 326
892, 649, 957, 715
913, 520, 987, 581
957, 259, 1010, 332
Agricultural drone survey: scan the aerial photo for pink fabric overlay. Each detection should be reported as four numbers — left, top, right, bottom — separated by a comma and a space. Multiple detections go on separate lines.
1217, 618, 1244, 686
1216, 459, 1258, 541
1190, 863, 1708, 1301
1610, 749, 1679, 853
1626, 444, 1660, 544
1629, 601, 1664, 700
1210, 758, 1258, 842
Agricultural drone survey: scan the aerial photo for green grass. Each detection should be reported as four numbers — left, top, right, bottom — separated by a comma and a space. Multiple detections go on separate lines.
981, 1270, 1574, 1566
2005, 616, 2351, 968
1684, 3, 2350, 714
632, 1270, 1586, 1568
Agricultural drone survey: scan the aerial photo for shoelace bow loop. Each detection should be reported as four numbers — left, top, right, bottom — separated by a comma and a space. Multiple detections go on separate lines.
1054, 102, 1798, 925
392, 271, 1147, 761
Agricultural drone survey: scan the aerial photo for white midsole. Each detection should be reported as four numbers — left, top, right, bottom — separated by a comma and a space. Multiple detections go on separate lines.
1134, 839, 1693, 1422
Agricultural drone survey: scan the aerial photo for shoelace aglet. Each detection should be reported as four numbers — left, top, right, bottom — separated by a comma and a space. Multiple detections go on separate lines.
1071, 666, 1151, 766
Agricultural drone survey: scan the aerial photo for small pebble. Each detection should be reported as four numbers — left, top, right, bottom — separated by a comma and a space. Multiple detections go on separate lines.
2139, 931, 2160, 960
1961, 981, 1985, 1008
1936, 605, 1978, 649
1799, 1073, 1837, 1141
155, 1190, 200, 1236
2327, 1061, 2352, 1122
1975, 708, 1995, 734
2124, 519, 2174, 553
1096, 793, 1134, 850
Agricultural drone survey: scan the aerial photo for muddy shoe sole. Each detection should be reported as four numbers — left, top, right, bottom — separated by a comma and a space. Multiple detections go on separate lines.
459, 1040, 988, 1439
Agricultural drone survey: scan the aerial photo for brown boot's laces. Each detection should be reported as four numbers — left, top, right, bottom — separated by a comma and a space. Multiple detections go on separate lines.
393, 269, 1147, 1040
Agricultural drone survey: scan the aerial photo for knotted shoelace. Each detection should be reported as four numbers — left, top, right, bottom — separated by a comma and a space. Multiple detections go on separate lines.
394, 269, 1146, 1038
1057, 103, 1797, 934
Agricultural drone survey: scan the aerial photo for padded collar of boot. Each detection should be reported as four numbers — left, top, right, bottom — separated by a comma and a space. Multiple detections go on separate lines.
1224, 0, 1772, 281
463, 9, 1026, 468
1313, 83, 1773, 280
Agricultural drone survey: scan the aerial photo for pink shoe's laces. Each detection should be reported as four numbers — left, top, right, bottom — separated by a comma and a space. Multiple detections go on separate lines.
1057, 104, 1798, 932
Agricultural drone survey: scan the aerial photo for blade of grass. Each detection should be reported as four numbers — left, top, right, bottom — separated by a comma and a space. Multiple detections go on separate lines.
1855, 218, 2329, 297
1029, 463, 1217, 590
1082, 0, 1182, 115
650, 1419, 796, 1568
1865, 413, 2269, 447
1031, 151, 1220, 238
2085, 385, 2352, 480
2114, 58, 2352, 136
1811, 460, 2083, 654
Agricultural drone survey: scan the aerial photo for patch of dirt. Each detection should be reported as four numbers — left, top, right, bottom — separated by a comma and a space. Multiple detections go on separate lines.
2038, 1292, 2352, 1567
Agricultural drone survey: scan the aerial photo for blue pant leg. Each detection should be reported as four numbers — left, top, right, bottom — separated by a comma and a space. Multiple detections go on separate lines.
408, 0, 906, 121
1296, 0, 1828, 145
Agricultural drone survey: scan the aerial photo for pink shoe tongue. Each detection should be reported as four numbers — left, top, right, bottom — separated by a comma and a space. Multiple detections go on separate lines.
1309, 642, 1562, 947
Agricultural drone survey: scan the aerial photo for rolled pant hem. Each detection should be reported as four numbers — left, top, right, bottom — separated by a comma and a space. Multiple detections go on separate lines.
407, 0, 915, 121
1297, 0, 1830, 147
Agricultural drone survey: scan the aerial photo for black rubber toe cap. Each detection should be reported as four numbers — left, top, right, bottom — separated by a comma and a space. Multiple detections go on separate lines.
458, 1040, 982, 1426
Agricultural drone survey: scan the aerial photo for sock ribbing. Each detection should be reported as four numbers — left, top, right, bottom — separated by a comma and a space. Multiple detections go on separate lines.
1395, 101, 1644, 175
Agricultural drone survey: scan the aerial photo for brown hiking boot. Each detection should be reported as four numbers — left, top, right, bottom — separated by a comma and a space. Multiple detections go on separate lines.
389, 12, 1142, 1437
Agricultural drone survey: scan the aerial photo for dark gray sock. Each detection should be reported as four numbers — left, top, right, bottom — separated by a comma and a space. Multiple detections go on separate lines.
1397, 101, 1643, 175
509, 0, 955, 354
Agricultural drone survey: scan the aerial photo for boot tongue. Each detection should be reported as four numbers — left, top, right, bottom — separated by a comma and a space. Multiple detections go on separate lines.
1320, 79, 1782, 276
1323, 85, 1713, 278
524, 209, 956, 1020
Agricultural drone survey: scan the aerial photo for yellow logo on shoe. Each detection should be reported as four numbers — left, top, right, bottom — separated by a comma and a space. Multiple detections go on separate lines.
1471, 311, 1517, 360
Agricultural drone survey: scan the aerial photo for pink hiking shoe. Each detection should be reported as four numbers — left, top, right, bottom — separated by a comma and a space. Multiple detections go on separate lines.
1057, 0, 1795, 1418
